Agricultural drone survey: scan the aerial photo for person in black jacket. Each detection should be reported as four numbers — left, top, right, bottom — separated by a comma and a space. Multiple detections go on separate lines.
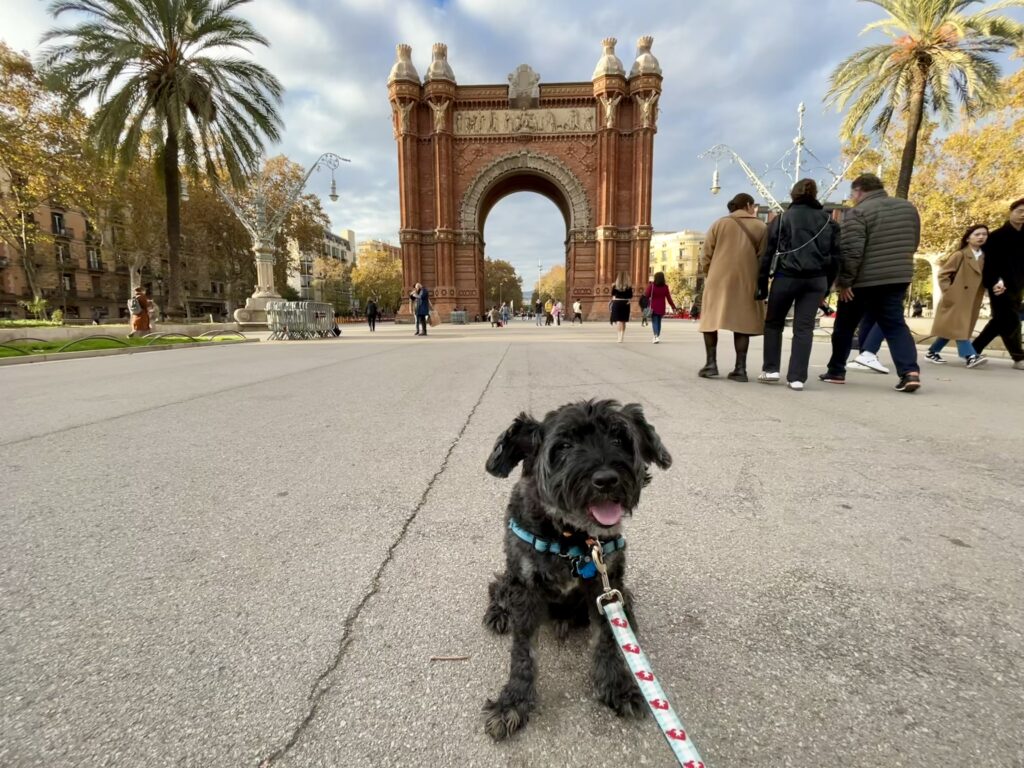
757, 179, 840, 390
365, 297, 379, 332
971, 197, 1024, 368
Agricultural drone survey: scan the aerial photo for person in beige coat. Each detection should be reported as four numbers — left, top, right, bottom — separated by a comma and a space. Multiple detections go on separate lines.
925, 224, 989, 368
698, 193, 768, 381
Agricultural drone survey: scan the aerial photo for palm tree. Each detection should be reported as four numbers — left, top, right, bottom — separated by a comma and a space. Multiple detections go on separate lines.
39, 0, 284, 315
827, 0, 1024, 199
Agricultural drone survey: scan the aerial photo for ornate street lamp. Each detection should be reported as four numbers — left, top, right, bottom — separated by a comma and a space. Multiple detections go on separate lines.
206, 153, 351, 325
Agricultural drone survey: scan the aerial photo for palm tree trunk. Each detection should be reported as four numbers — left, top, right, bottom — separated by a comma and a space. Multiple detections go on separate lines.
896, 63, 929, 200
163, 126, 184, 317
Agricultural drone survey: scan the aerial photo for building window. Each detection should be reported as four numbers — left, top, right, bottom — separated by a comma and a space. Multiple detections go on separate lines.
62, 274, 73, 291
51, 212, 64, 234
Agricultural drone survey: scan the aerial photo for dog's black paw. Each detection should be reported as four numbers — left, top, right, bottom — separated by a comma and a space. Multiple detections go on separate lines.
482, 696, 531, 740
553, 619, 571, 641
483, 603, 511, 635
600, 685, 648, 718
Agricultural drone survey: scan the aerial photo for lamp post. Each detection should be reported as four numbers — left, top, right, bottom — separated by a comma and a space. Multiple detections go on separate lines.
202, 153, 351, 326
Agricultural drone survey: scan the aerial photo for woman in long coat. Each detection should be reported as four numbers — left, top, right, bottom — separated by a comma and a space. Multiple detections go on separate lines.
698, 193, 767, 380
926, 224, 989, 368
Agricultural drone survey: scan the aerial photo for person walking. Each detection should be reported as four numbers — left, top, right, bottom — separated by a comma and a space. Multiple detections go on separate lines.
925, 225, 990, 368
127, 285, 151, 338
411, 282, 430, 336
699, 192, 767, 380
544, 298, 554, 326
366, 297, 379, 332
553, 300, 563, 326
849, 319, 890, 374
821, 174, 922, 392
572, 299, 583, 324
644, 271, 678, 344
971, 197, 1024, 368
500, 302, 511, 327
610, 270, 633, 343
758, 179, 840, 390
534, 298, 544, 326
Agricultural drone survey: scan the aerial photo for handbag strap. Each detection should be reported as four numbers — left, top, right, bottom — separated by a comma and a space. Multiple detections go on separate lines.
730, 217, 761, 256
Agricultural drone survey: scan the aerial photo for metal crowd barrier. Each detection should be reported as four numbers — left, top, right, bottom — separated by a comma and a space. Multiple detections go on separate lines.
450, 310, 468, 324
266, 301, 336, 340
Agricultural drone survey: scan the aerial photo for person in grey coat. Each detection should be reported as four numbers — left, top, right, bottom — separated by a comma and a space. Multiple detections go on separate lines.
821, 173, 922, 393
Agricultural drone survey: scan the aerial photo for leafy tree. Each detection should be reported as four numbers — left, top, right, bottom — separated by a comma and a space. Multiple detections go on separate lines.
0, 43, 90, 300
351, 248, 402, 312
666, 267, 694, 308
313, 255, 352, 313
826, 0, 1024, 199
40, 0, 284, 316
484, 258, 523, 308
535, 264, 565, 304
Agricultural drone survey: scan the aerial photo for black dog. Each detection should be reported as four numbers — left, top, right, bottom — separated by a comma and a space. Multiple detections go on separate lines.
482, 399, 672, 740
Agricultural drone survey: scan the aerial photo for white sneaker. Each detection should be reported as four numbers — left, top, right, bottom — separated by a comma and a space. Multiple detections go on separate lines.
653, 336, 660, 344
788, 381, 804, 391
757, 371, 780, 383
851, 352, 889, 374
1014, 360, 1024, 370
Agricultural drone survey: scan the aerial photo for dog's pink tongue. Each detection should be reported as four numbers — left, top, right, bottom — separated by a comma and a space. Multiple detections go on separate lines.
589, 501, 625, 526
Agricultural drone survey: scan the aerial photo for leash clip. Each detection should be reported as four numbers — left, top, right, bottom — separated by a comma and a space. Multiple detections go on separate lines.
591, 544, 622, 615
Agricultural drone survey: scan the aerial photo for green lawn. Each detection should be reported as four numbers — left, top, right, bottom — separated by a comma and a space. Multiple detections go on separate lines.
0, 335, 245, 359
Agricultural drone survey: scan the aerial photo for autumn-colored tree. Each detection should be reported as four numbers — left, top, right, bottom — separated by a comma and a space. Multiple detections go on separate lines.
351, 248, 403, 313
665, 267, 694, 308
535, 264, 565, 304
313, 256, 352, 312
826, 0, 1024, 199
484, 258, 524, 308
0, 43, 90, 300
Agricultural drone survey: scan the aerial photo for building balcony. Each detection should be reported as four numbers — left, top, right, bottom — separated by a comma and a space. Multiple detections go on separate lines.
54, 226, 75, 240
56, 256, 78, 269
87, 259, 104, 272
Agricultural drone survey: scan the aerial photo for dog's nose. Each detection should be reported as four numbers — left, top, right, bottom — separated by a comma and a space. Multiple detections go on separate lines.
591, 470, 619, 490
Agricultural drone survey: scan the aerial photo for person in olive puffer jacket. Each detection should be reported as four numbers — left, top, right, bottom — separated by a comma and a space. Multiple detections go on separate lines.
822, 174, 923, 393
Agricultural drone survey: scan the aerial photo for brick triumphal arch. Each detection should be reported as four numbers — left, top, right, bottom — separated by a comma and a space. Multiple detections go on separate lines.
387, 36, 663, 319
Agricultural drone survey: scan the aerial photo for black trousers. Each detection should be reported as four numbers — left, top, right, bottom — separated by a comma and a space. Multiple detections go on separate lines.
763, 275, 828, 383
826, 283, 920, 377
367, 315, 377, 332
972, 291, 1023, 361
415, 315, 428, 335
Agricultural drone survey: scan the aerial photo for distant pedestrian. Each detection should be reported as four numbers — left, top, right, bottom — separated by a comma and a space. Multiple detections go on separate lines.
91, 306, 102, 325
411, 282, 430, 336
925, 224, 989, 368
500, 302, 511, 326
553, 300, 563, 326
971, 197, 1024, 369
366, 297, 379, 332
699, 192, 767, 381
638, 291, 650, 326
572, 299, 583, 324
758, 179, 840, 390
127, 286, 150, 338
821, 174, 922, 392
912, 299, 924, 318
610, 270, 633, 343
535, 298, 544, 326
544, 298, 554, 326
644, 271, 678, 344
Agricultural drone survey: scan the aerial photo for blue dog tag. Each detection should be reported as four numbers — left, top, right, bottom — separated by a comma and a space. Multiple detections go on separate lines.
575, 559, 597, 579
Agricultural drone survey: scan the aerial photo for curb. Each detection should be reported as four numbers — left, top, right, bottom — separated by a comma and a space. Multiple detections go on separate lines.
0, 338, 258, 368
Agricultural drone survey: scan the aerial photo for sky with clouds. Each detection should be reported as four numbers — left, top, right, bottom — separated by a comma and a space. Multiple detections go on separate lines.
3, 0, 1022, 286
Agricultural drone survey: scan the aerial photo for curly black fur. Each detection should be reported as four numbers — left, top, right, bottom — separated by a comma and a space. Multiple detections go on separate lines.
482, 399, 672, 740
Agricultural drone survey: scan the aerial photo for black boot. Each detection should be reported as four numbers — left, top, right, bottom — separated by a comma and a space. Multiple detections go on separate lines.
698, 332, 719, 378
728, 333, 749, 382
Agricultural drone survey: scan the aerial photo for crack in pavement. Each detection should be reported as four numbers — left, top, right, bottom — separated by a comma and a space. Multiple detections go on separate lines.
255, 344, 510, 767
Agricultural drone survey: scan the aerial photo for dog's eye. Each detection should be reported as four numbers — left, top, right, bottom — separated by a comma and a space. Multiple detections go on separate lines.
557, 441, 573, 453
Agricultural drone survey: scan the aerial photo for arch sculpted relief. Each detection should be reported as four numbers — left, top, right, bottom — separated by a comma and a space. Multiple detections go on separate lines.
459, 151, 593, 233
454, 107, 596, 137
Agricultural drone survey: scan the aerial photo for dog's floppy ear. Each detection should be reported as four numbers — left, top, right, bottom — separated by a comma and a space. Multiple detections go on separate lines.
485, 412, 543, 478
621, 403, 672, 470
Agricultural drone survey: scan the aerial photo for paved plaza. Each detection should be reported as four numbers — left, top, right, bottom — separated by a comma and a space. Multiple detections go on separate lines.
1, 320, 1022, 768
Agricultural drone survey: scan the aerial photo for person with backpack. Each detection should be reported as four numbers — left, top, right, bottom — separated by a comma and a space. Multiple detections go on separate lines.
127, 285, 150, 338
757, 179, 841, 390
643, 271, 678, 343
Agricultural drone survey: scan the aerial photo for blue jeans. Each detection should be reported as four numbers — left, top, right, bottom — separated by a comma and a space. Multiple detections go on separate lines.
827, 283, 920, 377
928, 338, 976, 358
857, 317, 885, 355
651, 313, 663, 337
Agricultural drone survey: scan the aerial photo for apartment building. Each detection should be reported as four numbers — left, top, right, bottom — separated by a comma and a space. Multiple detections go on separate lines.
648, 230, 705, 286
